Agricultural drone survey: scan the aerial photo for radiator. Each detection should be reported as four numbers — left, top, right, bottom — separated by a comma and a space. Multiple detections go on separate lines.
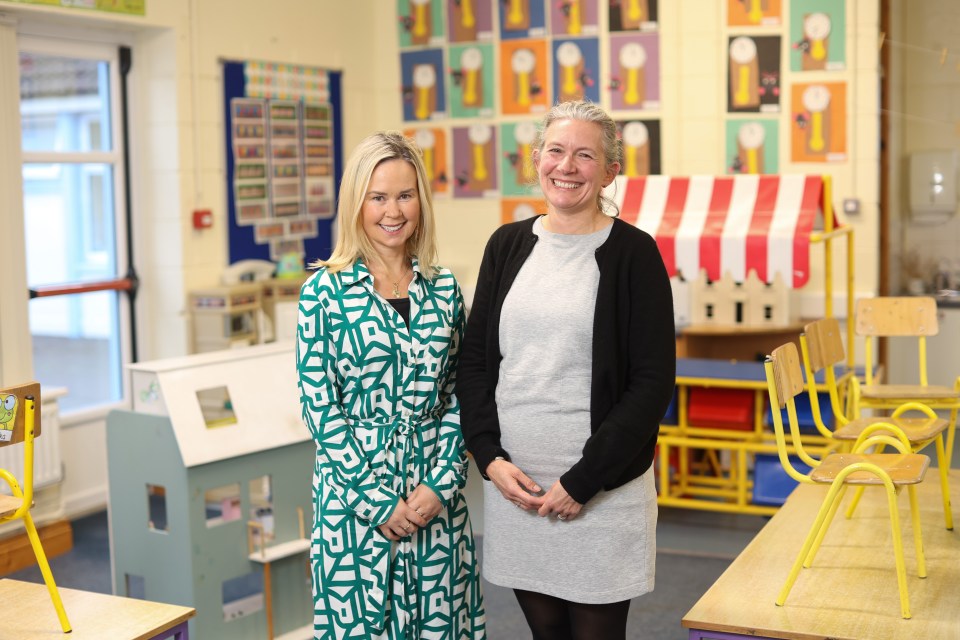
0, 393, 64, 495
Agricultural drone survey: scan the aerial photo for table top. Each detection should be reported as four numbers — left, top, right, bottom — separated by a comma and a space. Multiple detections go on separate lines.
0, 579, 195, 640
676, 357, 860, 385
682, 469, 960, 639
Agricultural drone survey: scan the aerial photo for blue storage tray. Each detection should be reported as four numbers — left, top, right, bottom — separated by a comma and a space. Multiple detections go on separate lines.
752, 453, 813, 506
766, 391, 834, 435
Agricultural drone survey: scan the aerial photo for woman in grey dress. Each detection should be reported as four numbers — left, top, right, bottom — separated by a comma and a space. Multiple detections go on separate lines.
458, 101, 676, 640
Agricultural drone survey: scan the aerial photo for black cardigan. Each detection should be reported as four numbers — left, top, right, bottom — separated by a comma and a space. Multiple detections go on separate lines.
457, 216, 677, 504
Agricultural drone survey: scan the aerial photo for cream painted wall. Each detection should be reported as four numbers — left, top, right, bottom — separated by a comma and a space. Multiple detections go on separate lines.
0, 0, 885, 519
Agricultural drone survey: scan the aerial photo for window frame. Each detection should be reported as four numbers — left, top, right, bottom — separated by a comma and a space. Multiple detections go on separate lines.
18, 35, 133, 422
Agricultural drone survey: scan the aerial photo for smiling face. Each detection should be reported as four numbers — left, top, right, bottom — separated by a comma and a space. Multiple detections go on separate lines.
534, 118, 620, 217
361, 159, 421, 261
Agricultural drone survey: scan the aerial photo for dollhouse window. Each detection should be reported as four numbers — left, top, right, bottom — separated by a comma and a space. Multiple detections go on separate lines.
125, 573, 146, 600
222, 572, 264, 621
147, 484, 168, 532
205, 483, 242, 527
197, 386, 237, 429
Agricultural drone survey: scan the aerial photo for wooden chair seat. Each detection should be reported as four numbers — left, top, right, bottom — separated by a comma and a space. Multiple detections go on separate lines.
833, 416, 949, 444
0, 494, 23, 519
811, 453, 929, 485
860, 384, 959, 401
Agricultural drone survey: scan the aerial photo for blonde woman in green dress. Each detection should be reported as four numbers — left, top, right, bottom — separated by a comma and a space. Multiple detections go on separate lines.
297, 132, 486, 639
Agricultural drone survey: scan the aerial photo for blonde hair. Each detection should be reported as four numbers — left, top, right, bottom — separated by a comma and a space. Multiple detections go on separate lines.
534, 100, 623, 216
312, 131, 440, 279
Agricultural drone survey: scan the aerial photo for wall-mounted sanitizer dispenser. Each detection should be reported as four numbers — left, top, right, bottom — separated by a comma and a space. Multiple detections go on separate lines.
909, 150, 958, 221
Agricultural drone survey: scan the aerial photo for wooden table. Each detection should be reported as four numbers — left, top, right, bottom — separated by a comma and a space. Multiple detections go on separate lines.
682, 469, 960, 639
0, 579, 195, 639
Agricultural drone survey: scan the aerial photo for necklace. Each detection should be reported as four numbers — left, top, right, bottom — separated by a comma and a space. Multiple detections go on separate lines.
389, 264, 411, 298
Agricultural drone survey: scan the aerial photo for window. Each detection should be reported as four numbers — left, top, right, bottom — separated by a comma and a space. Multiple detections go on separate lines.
19, 37, 133, 415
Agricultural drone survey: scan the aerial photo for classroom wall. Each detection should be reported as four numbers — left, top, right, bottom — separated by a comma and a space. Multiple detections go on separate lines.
0, 0, 886, 519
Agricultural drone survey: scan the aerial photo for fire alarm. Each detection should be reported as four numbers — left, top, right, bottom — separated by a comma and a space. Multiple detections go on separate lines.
192, 209, 213, 229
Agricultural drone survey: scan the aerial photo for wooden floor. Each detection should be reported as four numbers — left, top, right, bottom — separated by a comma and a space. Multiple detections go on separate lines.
683, 469, 960, 639
0, 578, 195, 639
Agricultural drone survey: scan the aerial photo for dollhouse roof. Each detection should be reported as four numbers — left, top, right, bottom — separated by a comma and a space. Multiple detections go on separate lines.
605, 175, 839, 288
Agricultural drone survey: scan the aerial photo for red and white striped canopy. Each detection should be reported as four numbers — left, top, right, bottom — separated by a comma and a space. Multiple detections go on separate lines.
605, 175, 838, 289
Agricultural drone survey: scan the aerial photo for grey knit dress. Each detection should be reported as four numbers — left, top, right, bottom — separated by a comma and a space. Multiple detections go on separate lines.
481, 216, 657, 604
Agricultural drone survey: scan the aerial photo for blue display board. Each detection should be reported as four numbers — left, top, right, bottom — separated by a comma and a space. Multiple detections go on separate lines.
222, 60, 343, 266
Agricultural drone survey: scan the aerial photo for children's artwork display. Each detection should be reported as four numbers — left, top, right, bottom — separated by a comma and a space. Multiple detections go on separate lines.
501, 197, 547, 224
553, 38, 600, 104
791, 82, 847, 162
398, 0, 446, 47
453, 124, 499, 197
727, 35, 781, 113
725, 119, 780, 175
609, 33, 660, 111
617, 119, 661, 177
446, 0, 495, 42
404, 127, 451, 196
499, 39, 550, 115
498, 0, 547, 39
500, 121, 541, 196
448, 43, 496, 117
401, 49, 448, 121
223, 60, 342, 266
607, 0, 658, 32
549, 0, 599, 37
727, 0, 782, 27
789, 1, 846, 72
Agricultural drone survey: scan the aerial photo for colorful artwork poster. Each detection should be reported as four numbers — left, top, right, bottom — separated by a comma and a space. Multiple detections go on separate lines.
500, 122, 543, 197
452, 124, 499, 198
549, 0, 599, 36
8, 0, 144, 14
791, 82, 847, 162
397, 0, 446, 47
608, 0, 658, 32
727, 35, 781, 113
404, 127, 451, 196
789, 0, 846, 71
499, 39, 550, 115
447, 0, 495, 42
616, 119, 661, 176
400, 49, 447, 122
501, 197, 547, 225
727, 0, 782, 27
725, 119, 779, 175
552, 38, 601, 104
499, 0, 547, 40
609, 33, 660, 111
449, 43, 496, 118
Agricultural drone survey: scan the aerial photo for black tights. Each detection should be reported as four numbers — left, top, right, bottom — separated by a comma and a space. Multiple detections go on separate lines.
514, 589, 630, 640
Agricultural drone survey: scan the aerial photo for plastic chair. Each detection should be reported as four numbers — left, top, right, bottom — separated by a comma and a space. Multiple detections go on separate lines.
801, 317, 953, 530
0, 382, 72, 633
764, 343, 929, 619
852, 296, 960, 467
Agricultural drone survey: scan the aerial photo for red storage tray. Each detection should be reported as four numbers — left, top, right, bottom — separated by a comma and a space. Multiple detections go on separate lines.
687, 387, 755, 431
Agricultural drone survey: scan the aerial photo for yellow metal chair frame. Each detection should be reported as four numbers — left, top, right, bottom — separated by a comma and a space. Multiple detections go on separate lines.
0, 382, 72, 633
852, 296, 960, 467
801, 317, 953, 530
765, 343, 929, 619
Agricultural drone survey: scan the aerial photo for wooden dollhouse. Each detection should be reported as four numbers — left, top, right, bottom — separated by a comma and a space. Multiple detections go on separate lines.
107, 343, 314, 639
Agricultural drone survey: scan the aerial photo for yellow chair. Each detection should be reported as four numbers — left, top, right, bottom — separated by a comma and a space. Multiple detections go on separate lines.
765, 343, 929, 619
852, 296, 960, 467
800, 317, 953, 530
0, 382, 71, 633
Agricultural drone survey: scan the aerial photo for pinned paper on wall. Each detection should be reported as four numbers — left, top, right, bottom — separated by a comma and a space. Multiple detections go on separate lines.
404, 127, 451, 196
617, 119, 661, 177
447, 0, 495, 43
501, 198, 547, 225
553, 38, 600, 104
549, 0, 600, 37
607, 0, 658, 32
609, 33, 660, 111
500, 121, 541, 197
791, 82, 847, 163
397, 0, 446, 47
789, 1, 846, 72
727, 35, 781, 113
499, 0, 547, 40
453, 124, 499, 198
401, 49, 447, 122
725, 119, 780, 175
727, 0, 782, 27
499, 39, 549, 115
449, 43, 496, 118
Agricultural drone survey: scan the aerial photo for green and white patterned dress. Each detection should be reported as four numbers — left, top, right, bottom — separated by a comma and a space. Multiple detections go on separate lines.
297, 257, 486, 640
